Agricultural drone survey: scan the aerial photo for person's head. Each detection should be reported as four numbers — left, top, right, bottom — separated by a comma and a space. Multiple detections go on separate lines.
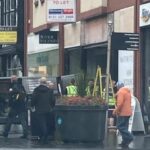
11, 75, 17, 83
47, 81, 54, 89
116, 81, 124, 90
39, 77, 47, 85
88, 79, 94, 87
70, 78, 75, 85
112, 80, 116, 87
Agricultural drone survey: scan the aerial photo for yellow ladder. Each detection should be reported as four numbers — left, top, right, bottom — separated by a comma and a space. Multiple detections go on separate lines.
92, 66, 102, 97
93, 66, 116, 129
92, 66, 115, 101
101, 75, 115, 100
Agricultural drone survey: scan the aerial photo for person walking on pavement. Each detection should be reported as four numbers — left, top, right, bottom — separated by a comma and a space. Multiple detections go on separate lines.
113, 81, 133, 148
31, 77, 55, 144
2, 75, 28, 139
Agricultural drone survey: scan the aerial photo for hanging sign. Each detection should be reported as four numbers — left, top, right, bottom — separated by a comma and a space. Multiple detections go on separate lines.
140, 3, 150, 27
39, 30, 58, 44
0, 27, 17, 44
47, 0, 76, 22
111, 32, 139, 51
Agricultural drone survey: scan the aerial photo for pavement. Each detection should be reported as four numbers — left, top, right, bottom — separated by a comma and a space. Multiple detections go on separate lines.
0, 129, 149, 150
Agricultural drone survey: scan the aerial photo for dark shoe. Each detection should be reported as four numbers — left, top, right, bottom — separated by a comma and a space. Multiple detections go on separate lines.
20, 135, 28, 139
118, 138, 133, 148
118, 143, 129, 148
2, 132, 8, 138
126, 138, 133, 145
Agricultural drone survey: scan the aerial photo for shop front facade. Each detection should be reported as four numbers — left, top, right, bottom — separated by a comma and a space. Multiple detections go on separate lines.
140, 1, 150, 116
64, 18, 109, 80
0, 0, 25, 77
64, 0, 109, 80
64, 1, 136, 86
27, 34, 59, 77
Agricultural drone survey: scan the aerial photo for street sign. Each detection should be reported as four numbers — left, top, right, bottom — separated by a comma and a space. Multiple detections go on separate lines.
39, 30, 59, 44
0, 27, 17, 44
111, 32, 139, 51
47, 0, 76, 22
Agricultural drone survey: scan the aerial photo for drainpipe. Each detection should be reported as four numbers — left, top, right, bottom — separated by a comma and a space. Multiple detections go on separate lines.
59, 23, 64, 76
134, 0, 141, 100
24, 0, 28, 76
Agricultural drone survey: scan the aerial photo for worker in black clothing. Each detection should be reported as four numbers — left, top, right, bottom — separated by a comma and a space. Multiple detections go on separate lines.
31, 77, 55, 144
2, 76, 28, 139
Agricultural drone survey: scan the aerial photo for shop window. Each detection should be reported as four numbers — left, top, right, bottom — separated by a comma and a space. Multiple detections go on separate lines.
28, 50, 59, 77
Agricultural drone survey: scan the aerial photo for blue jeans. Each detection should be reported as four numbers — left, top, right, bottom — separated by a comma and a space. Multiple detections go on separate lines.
117, 116, 133, 143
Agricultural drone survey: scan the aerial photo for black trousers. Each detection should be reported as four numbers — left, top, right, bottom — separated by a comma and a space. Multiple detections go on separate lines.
36, 112, 51, 141
4, 108, 28, 136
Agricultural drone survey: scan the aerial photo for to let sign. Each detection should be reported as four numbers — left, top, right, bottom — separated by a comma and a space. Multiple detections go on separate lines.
47, 0, 76, 22
39, 31, 58, 44
111, 32, 139, 51
0, 27, 17, 44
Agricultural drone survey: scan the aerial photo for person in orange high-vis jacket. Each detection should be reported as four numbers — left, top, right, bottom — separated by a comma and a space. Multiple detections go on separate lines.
113, 81, 133, 148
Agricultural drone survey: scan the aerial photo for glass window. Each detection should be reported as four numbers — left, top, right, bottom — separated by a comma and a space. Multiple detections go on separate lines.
144, 29, 150, 102
6, 0, 10, 12
10, 11, 16, 26
0, 1, 1, 25
6, 13, 10, 26
10, 0, 15, 10
28, 50, 59, 77
2, 0, 17, 26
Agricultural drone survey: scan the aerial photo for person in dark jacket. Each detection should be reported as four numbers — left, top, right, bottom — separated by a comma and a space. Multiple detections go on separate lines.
2, 76, 28, 138
31, 77, 55, 144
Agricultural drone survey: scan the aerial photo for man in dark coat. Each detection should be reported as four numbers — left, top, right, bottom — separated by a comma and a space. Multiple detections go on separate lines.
31, 77, 55, 144
3, 76, 28, 138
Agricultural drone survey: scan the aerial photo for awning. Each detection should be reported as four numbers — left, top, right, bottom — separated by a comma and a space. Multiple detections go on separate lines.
65, 41, 107, 51
83, 41, 107, 49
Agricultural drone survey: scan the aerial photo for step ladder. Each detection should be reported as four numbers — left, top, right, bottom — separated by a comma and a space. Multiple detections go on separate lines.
93, 66, 117, 129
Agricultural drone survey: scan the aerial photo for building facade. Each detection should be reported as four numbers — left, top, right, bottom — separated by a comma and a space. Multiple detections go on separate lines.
25, 0, 142, 100
27, 0, 59, 77
139, 0, 150, 118
0, 0, 145, 104
0, 0, 25, 76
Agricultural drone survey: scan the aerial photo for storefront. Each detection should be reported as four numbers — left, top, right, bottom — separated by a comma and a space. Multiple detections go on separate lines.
63, 17, 118, 80
140, 2, 150, 117
65, 43, 111, 80
27, 34, 59, 77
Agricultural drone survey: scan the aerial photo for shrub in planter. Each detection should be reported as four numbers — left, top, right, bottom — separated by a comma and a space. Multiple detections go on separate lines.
55, 96, 108, 142
56, 96, 107, 106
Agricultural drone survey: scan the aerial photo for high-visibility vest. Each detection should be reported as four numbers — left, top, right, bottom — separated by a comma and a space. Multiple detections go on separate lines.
108, 96, 116, 106
66, 85, 78, 96
85, 86, 92, 96
102, 88, 116, 106
85, 86, 98, 96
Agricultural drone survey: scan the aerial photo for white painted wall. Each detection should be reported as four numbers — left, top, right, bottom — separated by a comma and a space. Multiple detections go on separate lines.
114, 6, 135, 92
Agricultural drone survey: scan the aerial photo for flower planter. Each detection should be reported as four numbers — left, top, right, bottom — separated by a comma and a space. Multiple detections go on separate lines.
55, 105, 107, 142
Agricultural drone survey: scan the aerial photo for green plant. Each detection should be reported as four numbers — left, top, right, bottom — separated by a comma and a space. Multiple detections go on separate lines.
75, 72, 86, 97
56, 96, 107, 106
